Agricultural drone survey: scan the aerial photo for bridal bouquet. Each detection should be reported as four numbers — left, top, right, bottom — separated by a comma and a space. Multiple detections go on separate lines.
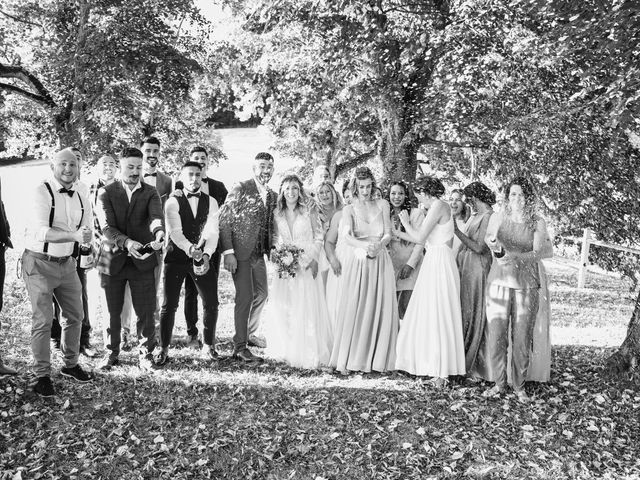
271, 244, 304, 279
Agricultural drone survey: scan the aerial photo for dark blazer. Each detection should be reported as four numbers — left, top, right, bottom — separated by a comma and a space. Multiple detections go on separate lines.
219, 179, 276, 262
203, 177, 228, 208
0, 177, 12, 249
96, 181, 164, 275
154, 171, 173, 206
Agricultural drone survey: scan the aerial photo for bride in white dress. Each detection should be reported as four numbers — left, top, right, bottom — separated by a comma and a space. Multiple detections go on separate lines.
394, 176, 466, 381
266, 174, 333, 368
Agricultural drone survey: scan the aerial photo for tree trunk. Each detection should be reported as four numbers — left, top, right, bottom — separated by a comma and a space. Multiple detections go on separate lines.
606, 289, 640, 374
378, 106, 419, 184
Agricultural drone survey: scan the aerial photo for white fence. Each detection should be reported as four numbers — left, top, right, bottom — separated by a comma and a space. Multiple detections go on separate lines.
563, 228, 640, 288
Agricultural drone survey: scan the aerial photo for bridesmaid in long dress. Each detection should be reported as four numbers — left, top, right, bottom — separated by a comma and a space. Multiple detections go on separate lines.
266, 175, 332, 368
315, 181, 343, 287
450, 189, 470, 255
387, 181, 425, 319
481, 177, 553, 402
329, 167, 399, 374
453, 182, 495, 373
394, 176, 466, 385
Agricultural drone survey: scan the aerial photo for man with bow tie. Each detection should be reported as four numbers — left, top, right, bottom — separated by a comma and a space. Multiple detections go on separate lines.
155, 161, 220, 366
140, 136, 172, 205
23, 148, 94, 396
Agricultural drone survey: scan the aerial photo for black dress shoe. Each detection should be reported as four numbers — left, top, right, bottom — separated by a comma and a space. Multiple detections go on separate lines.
205, 346, 219, 362
99, 354, 120, 371
154, 350, 170, 367
247, 335, 267, 348
34, 376, 55, 397
232, 348, 263, 364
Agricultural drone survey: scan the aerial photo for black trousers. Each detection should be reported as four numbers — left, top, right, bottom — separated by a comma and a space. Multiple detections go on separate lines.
160, 261, 219, 349
101, 260, 157, 356
51, 263, 91, 345
0, 245, 5, 313
183, 250, 221, 337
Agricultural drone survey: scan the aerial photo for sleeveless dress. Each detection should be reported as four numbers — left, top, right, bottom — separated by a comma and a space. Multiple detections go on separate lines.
395, 216, 466, 377
388, 208, 425, 292
265, 209, 333, 368
329, 202, 399, 373
456, 211, 493, 371
325, 211, 347, 331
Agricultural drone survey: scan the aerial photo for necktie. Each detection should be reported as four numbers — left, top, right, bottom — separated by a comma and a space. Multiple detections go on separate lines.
59, 187, 74, 197
144, 173, 157, 177
187, 192, 200, 198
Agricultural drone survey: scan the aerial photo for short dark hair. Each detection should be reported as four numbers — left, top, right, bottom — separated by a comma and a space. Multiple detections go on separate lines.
181, 161, 203, 170
254, 152, 274, 162
190, 146, 208, 157
140, 136, 161, 148
414, 175, 445, 198
121, 147, 143, 159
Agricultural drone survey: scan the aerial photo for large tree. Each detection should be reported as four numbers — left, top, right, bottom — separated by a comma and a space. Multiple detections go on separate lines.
0, 0, 207, 160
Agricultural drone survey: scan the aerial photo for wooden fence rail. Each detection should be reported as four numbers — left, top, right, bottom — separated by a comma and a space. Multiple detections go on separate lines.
560, 228, 640, 288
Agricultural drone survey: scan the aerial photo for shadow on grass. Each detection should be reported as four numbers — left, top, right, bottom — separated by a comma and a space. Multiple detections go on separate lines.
1, 345, 639, 479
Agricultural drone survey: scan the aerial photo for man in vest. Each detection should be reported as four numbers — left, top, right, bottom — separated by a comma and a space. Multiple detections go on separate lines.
155, 161, 220, 366
23, 148, 94, 396
182, 147, 227, 349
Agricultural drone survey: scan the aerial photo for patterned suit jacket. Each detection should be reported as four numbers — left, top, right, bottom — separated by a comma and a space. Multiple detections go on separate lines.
96, 181, 164, 275
219, 179, 276, 261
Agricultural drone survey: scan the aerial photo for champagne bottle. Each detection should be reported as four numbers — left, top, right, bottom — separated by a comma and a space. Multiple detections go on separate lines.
79, 243, 93, 268
193, 242, 206, 276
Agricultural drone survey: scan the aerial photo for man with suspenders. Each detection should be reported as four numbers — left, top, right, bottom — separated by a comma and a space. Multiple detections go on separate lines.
22, 148, 94, 397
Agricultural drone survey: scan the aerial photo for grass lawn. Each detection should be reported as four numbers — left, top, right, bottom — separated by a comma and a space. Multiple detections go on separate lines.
0, 251, 639, 479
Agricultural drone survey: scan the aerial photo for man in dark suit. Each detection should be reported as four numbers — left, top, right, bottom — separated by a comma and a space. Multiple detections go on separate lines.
140, 136, 172, 204
0, 176, 16, 375
182, 147, 227, 348
156, 161, 220, 366
219, 152, 276, 363
95, 147, 165, 371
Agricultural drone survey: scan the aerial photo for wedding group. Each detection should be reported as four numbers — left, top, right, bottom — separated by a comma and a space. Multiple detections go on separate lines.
0, 140, 553, 402
266, 164, 553, 403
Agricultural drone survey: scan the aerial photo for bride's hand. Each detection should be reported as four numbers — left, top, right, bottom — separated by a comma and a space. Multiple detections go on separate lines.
307, 259, 319, 279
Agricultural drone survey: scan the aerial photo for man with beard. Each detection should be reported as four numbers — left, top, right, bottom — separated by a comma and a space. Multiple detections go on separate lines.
140, 137, 172, 205
95, 147, 164, 371
155, 161, 220, 366
219, 152, 276, 363
23, 148, 94, 396
181, 147, 228, 348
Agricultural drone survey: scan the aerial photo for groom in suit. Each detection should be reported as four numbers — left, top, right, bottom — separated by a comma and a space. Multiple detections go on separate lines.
95, 147, 165, 371
219, 152, 276, 363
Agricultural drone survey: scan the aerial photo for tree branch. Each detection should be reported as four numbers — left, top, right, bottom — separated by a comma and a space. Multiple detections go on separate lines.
0, 8, 43, 28
334, 150, 376, 178
422, 134, 489, 149
0, 82, 54, 106
0, 64, 56, 107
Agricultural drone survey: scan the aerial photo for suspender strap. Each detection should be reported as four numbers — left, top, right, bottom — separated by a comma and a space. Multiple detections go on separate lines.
43, 182, 55, 253
42, 182, 85, 254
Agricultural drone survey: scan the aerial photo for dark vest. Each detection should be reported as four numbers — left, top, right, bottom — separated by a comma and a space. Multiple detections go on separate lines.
164, 195, 209, 264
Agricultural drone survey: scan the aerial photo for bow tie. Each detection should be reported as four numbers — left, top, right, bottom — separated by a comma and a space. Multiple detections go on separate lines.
59, 187, 75, 197
186, 192, 201, 198
144, 173, 157, 177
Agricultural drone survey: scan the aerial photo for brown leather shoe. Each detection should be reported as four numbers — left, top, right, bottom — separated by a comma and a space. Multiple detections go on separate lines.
232, 348, 263, 364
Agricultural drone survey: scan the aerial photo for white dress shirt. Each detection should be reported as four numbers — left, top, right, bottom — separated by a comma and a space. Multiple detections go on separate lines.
122, 179, 142, 201
25, 177, 93, 257
165, 192, 219, 257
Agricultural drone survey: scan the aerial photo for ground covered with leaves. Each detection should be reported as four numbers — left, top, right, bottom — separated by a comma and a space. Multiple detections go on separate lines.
0, 257, 639, 479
